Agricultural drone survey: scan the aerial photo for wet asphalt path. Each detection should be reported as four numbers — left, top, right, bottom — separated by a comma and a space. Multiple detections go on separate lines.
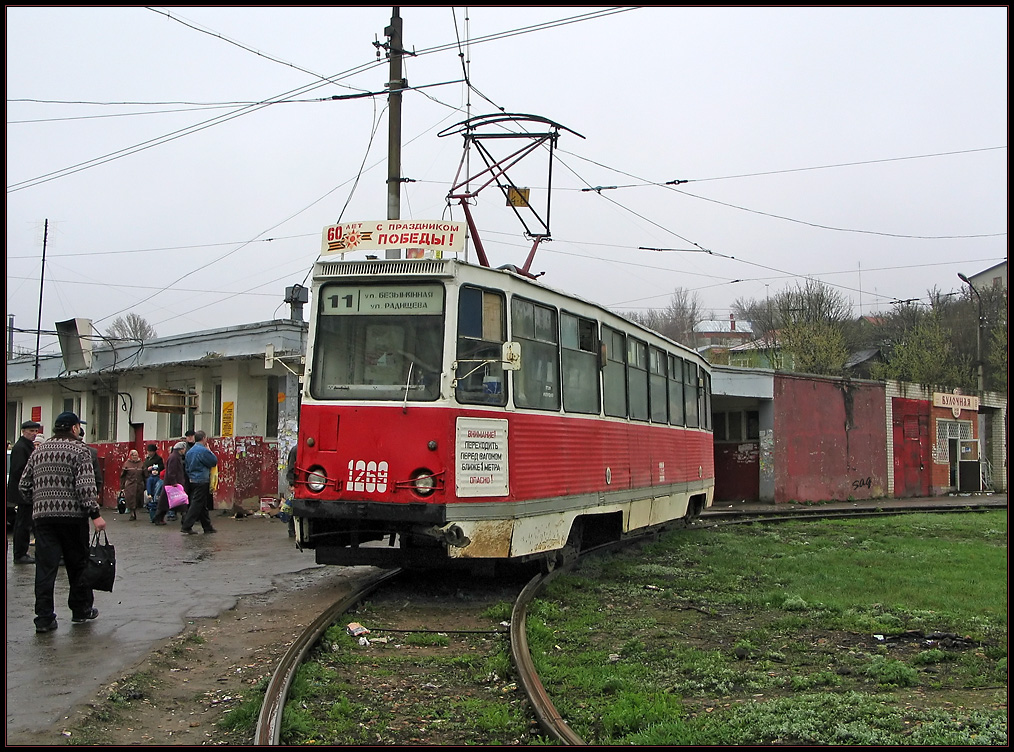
5, 510, 321, 739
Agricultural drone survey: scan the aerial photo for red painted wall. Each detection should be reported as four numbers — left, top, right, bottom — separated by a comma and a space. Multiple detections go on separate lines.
773, 376, 888, 503
91, 437, 281, 509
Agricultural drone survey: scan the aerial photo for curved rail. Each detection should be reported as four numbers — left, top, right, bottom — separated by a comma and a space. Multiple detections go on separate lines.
509, 568, 587, 745
254, 567, 402, 745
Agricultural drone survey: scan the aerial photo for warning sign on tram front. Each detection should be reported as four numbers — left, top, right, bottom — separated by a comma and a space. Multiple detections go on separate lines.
321, 220, 466, 257
455, 417, 509, 498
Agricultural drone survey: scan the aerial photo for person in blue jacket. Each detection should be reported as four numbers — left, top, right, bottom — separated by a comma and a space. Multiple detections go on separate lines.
181, 430, 217, 535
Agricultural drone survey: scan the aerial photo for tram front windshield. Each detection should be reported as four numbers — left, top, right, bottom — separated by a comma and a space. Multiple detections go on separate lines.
310, 282, 444, 401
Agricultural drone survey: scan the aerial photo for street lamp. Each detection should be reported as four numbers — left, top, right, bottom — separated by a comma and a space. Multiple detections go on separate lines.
957, 273, 985, 395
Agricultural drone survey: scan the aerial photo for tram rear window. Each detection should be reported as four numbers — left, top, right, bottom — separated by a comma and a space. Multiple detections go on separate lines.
310, 282, 444, 401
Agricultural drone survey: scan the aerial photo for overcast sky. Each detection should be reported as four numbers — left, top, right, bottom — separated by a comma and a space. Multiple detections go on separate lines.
6, 6, 1007, 359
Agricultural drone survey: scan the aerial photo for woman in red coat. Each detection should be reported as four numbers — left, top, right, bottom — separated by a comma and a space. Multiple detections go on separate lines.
119, 449, 146, 521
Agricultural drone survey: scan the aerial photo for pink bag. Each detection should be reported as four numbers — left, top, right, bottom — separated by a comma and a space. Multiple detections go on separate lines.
165, 484, 189, 509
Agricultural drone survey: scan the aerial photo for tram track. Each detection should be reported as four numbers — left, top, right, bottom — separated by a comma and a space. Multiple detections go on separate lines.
254, 499, 1005, 746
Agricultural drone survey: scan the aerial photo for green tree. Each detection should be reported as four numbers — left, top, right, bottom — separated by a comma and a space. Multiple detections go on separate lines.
870, 314, 965, 389
774, 280, 852, 375
780, 319, 849, 375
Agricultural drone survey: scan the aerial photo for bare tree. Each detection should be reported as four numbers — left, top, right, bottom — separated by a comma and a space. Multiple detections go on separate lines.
106, 313, 157, 342
624, 287, 708, 346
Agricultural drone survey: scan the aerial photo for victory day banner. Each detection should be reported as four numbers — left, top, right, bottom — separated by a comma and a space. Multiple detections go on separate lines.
321, 220, 466, 257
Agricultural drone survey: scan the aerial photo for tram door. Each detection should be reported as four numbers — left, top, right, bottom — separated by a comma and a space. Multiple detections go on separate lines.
892, 398, 930, 498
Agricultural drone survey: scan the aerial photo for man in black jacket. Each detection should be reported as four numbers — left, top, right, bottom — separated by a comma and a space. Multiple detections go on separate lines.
8, 419, 41, 564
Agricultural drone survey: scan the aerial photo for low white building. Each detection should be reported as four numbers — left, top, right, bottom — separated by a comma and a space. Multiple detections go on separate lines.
6, 318, 306, 508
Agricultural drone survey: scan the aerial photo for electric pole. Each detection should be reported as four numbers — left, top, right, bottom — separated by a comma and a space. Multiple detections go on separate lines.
385, 7, 405, 258
34, 218, 48, 380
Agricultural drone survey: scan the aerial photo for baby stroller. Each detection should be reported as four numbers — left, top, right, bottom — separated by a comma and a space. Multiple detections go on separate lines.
147, 478, 164, 523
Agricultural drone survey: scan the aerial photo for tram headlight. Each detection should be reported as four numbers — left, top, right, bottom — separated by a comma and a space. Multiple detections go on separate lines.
306, 467, 328, 493
411, 469, 437, 497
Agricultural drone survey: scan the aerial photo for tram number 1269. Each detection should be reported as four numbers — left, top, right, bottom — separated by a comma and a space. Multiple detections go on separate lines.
347, 460, 390, 493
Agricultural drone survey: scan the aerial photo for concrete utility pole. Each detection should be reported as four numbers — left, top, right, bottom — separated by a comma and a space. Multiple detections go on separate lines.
957, 273, 985, 395
34, 218, 49, 380
385, 7, 405, 258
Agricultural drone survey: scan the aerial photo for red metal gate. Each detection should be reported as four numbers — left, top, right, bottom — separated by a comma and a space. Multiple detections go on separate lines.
892, 398, 930, 498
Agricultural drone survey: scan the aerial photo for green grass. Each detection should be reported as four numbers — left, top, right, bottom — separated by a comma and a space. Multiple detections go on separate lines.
216, 512, 1007, 745
530, 511, 1007, 745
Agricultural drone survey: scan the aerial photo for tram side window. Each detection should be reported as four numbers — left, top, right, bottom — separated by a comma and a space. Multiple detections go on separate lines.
561, 313, 600, 414
668, 354, 685, 426
649, 346, 668, 423
602, 326, 627, 418
456, 286, 507, 406
627, 337, 649, 421
684, 360, 700, 428
512, 298, 560, 411
702, 371, 712, 431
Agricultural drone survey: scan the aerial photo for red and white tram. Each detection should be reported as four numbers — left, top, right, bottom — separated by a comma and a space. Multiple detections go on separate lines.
291, 254, 714, 570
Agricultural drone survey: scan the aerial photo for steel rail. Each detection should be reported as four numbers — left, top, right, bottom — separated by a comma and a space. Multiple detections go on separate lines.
253, 567, 403, 745
510, 567, 587, 745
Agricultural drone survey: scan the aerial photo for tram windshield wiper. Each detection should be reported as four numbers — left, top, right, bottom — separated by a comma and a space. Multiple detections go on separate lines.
402, 361, 415, 413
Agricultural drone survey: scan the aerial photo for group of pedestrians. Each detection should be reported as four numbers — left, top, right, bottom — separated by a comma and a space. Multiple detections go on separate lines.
133, 430, 219, 535
11, 416, 220, 633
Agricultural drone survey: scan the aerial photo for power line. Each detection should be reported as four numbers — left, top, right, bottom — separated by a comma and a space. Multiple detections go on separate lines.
561, 147, 1007, 240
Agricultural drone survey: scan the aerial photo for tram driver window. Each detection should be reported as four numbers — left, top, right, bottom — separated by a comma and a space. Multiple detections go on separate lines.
456, 286, 507, 406
512, 297, 560, 411
310, 282, 444, 402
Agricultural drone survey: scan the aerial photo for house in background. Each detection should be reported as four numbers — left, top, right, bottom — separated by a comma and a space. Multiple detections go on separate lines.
694, 314, 754, 350
968, 260, 1007, 292
723, 337, 792, 370
695, 314, 759, 365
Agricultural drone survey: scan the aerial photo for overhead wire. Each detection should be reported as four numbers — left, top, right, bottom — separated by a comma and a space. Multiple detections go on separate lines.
10, 8, 1004, 340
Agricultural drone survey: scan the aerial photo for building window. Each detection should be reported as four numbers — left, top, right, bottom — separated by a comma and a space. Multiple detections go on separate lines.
214, 383, 223, 437
96, 394, 116, 441
712, 410, 760, 443
266, 376, 279, 438
169, 411, 182, 439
